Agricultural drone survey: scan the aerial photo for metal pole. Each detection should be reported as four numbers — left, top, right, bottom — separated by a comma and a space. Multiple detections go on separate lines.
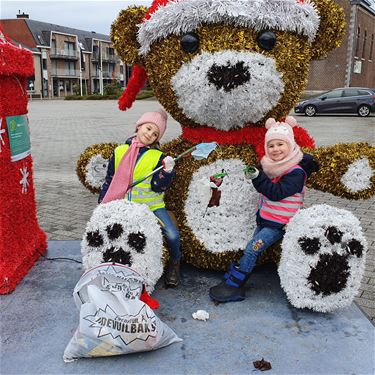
79, 48, 83, 96
100, 41, 103, 95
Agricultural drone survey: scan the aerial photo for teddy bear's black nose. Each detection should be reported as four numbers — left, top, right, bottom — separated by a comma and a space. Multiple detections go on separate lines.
308, 253, 349, 296
207, 61, 250, 92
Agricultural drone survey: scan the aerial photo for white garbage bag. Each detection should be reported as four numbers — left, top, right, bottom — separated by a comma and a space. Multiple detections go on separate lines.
63, 263, 182, 362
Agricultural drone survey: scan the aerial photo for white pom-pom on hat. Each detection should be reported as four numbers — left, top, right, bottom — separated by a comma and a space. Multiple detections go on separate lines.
284, 116, 298, 128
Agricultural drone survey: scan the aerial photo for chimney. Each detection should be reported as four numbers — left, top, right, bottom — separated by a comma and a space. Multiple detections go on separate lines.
17, 11, 29, 19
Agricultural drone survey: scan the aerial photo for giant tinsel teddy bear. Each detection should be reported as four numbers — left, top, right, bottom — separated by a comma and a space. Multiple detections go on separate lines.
77, 0, 374, 289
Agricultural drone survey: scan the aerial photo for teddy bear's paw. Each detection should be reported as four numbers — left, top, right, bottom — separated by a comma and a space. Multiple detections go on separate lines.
76, 143, 118, 194
81, 200, 164, 292
278, 204, 367, 313
309, 143, 375, 199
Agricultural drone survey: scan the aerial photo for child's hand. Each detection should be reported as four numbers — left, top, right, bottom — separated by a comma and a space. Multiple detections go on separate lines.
243, 165, 259, 180
162, 156, 175, 172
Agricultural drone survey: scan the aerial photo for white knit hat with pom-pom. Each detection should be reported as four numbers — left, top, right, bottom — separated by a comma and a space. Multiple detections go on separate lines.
265, 116, 298, 154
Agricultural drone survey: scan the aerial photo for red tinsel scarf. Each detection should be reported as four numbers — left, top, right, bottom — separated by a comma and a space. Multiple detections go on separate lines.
182, 125, 316, 158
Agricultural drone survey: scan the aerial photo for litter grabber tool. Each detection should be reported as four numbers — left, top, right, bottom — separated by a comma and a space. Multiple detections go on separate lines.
129, 142, 218, 190
243, 165, 259, 180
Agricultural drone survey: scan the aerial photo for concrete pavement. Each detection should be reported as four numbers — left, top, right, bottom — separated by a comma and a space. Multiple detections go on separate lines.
27, 99, 375, 323
1, 241, 374, 374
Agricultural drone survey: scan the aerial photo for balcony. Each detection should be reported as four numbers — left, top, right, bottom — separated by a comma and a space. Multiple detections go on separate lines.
50, 69, 79, 77
91, 52, 120, 63
50, 49, 79, 60
92, 71, 121, 80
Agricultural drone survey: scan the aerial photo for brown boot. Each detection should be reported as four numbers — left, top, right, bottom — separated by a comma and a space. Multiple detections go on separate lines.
165, 259, 180, 287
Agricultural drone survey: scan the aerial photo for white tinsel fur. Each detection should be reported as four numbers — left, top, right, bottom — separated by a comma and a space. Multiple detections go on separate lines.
85, 154, 109, 189
81, 200, 164, 292
138, 0, 320, 55
341, 158, 373, 193
172, 51, 284, 129
278, 204, 367, 313
185, 159, 258, 253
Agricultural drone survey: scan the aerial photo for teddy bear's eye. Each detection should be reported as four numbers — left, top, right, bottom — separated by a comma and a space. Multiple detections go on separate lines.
181, 32, 200, 53
257, 31, 276, 51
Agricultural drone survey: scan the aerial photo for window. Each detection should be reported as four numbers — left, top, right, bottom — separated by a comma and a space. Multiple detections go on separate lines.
51, 60, 57, 74
67, 61, 75, 75
64, 41, 75, 57
93, 45, 99, 60
120, 65, 124, 74
355, 27, 360, 57
343, 89, 359, 97
108, 47, 114, 56
358, 89, 371, 96
42, 59, 47, 70
362, 30, 367, 59
324, 90, 343, 99
51, 39, 56, 54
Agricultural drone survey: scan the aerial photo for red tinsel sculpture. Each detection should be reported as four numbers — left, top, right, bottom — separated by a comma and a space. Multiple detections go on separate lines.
0, 29, 47, 294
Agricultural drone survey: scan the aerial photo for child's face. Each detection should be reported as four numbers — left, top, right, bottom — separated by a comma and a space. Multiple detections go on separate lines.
267, 139, 290, 161
136, 122, 160, 146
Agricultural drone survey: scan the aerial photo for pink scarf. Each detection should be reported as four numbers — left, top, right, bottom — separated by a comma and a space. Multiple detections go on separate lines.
102, 139, 145, 203
261, 145, 303, 179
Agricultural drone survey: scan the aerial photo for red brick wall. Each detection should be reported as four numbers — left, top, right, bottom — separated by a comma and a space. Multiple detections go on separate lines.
0, 19, 36, 48
306, 1, 375, 90
306, 0, 350, 90
350, 6, 375, 87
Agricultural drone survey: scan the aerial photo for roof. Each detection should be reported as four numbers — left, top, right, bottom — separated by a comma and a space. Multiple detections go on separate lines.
19, 18, 110, 52
351, 0, 375, 15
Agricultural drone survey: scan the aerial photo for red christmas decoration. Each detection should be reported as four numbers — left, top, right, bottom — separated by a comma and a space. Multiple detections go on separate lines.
0, 29, 47, 294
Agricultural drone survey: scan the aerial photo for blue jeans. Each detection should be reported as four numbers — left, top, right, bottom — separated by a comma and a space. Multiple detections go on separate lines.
153, 208, 181, 261
239, 226, 285, 273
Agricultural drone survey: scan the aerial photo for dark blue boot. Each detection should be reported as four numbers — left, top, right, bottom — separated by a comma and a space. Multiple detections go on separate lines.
209, 263, 250, 303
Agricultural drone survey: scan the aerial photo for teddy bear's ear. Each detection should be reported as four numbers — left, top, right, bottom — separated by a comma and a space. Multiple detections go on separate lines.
310, 0, 346, 60
110, 6, 148, 65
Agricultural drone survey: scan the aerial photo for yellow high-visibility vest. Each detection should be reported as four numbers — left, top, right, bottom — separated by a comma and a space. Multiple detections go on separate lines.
114, 144, 165, 211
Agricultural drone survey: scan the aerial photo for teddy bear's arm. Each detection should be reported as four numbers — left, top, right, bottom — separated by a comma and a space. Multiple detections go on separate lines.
306, 143, 375, 199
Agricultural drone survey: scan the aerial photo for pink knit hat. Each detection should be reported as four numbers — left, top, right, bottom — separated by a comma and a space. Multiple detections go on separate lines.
264, 116, 298, 156
135, 109, 168, 141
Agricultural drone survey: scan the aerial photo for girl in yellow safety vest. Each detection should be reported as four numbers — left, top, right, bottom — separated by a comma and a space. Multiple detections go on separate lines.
210, 116, 319, 303
99, 109, 181, 287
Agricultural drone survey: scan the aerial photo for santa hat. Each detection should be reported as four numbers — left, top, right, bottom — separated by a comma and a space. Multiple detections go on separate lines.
119, 0, 320, 111
138, 0, 320, 56
264, 116, 298, 153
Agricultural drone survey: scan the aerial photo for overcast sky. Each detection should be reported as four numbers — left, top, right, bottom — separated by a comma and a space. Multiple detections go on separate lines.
2, 0, 375, 36
1, 1, 152, 35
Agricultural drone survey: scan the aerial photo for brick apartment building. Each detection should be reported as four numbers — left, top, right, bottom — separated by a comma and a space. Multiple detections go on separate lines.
1, 1, 374, 97
0, 13, 130, 98
307, 0, 375, 91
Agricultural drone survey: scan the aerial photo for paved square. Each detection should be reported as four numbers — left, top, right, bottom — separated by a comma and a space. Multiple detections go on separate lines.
27, 99, 375, 322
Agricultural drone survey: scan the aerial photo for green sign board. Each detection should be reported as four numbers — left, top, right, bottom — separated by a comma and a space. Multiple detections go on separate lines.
6, 115, 31, 162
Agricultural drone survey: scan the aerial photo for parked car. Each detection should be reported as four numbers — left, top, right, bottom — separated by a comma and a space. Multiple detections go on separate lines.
294, 87, 375, 117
